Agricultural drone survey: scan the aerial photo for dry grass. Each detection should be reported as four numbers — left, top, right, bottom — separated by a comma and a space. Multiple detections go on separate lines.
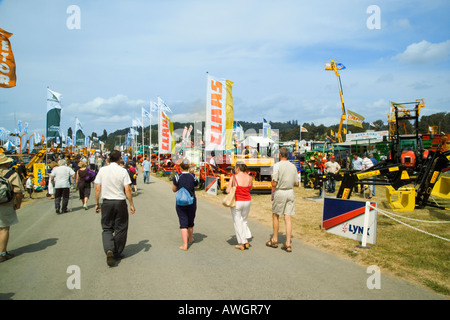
175, 176, 450, 297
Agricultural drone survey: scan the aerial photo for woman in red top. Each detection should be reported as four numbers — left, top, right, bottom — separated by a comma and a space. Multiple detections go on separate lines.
226, 162, 253, 250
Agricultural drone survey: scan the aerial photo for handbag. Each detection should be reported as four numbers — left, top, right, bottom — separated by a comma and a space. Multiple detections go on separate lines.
176, 187, 194, 206
222, 175, 236, 207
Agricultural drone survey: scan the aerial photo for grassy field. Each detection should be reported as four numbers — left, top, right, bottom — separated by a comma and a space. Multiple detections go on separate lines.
190, 179, 450, 297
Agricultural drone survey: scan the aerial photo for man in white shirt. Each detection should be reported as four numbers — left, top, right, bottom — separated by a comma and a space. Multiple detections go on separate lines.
49, 159, 75, 214
94, 150, 135, 267
89, 154, 96, 170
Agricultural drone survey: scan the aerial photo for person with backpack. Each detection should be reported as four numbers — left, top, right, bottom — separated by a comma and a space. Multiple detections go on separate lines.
0, 153, 24, 263
127, 162, 138, 196
75, 161, 91, 210
172, 158, 198, 251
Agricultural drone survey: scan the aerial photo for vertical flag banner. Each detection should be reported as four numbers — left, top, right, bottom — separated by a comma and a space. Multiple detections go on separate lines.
159, 110, 175, 154
263, 118, 271, 139
75, 117, 85, 146
205, 74, 234, 151
46, 88, 62, 140
347, 109, 365, 128
0, 28, 17, 88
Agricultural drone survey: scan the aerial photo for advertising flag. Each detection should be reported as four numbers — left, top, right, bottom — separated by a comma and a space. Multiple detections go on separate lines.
75, 117, 85, 146
0, 28, 17, 88
347, 109, 365, 128
142, 107, 151, 119
46, 88, 62, 139
263, 118, 271, 139
158, 97, 172, 113
205, 74, 234, 151
301, 126, 308, 132
159, 110, 175, 154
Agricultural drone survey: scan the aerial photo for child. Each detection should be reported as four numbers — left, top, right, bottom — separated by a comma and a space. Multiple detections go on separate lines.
26, 174, 34, 199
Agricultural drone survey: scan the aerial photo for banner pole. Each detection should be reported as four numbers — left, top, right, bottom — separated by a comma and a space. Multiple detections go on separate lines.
357, 201, 371, 249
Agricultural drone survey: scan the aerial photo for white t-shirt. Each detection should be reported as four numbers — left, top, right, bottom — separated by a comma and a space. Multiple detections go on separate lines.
50, 165, 75, 188
94, 162, 131, 200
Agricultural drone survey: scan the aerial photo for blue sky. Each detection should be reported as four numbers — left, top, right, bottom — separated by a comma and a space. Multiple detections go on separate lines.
1, 0, 449, 138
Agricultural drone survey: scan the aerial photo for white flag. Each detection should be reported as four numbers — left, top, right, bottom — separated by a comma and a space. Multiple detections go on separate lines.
158, 97, 172, 113
142, 107, 151, 119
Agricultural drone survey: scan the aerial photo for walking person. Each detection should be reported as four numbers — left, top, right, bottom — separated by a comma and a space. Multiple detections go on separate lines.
226, 162, 253, 251
142, 156, 151, 184
0, 153, 24, 263
127, 162, 138, 195
47, 161, 58, 199
75, 161, 90, 210
26, 174, 34, 199
94, 150, 135, 267
49, 159, 75, 214
89, 153, 96, 171
172, 159, 198, 251
266, 147, 299, 253
17, 161, 28, 188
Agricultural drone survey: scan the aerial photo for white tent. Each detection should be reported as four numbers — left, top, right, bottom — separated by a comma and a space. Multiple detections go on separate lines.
2, 140, 16, 150
243, 136, 274, 148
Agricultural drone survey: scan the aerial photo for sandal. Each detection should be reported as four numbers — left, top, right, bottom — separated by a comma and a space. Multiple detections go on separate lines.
265, 239, 278, 248
281, 243, 292, 253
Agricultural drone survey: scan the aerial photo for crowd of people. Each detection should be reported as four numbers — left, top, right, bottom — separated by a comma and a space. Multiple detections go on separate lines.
1, 147, 380, 267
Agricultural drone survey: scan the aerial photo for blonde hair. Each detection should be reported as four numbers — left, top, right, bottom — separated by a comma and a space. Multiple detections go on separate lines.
78, 161, 86, 168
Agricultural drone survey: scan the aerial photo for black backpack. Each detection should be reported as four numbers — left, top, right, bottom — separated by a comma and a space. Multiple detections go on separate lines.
0, 170, 15, 204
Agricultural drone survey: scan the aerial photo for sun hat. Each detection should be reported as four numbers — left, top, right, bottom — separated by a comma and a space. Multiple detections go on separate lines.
0, 153, 14, 165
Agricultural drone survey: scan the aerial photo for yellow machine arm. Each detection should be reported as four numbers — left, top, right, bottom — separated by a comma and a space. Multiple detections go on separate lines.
325, 60, 346, 143
25, 149, 47, 170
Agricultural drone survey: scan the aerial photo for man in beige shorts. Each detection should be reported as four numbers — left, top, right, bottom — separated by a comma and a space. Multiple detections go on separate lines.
266, 147, 299, 252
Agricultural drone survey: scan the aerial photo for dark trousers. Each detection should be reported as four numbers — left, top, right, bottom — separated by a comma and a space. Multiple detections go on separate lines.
55, 188, 70, 211
101, 199, 129, 255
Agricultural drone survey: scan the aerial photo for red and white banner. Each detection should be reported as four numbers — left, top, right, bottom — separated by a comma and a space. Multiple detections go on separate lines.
159, 110, 175, 154
205, 74, 234, 151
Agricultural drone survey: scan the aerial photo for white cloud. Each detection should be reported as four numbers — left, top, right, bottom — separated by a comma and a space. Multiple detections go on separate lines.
394, 40, 450, 64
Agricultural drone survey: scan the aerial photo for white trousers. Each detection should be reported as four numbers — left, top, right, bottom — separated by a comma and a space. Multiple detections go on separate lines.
230, 200, 252, 244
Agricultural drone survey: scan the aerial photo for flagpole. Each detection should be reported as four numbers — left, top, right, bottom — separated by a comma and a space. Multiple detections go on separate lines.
142, 108, 144, 156
299, 124, 302, 148
149, 103, 152, 157
157, 98, 160, 168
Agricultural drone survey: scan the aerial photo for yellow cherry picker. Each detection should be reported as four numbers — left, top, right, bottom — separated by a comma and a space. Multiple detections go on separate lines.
325, 60, 347, 143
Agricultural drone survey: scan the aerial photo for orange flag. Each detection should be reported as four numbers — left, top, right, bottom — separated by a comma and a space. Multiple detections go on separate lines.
0, 28, 17, 88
